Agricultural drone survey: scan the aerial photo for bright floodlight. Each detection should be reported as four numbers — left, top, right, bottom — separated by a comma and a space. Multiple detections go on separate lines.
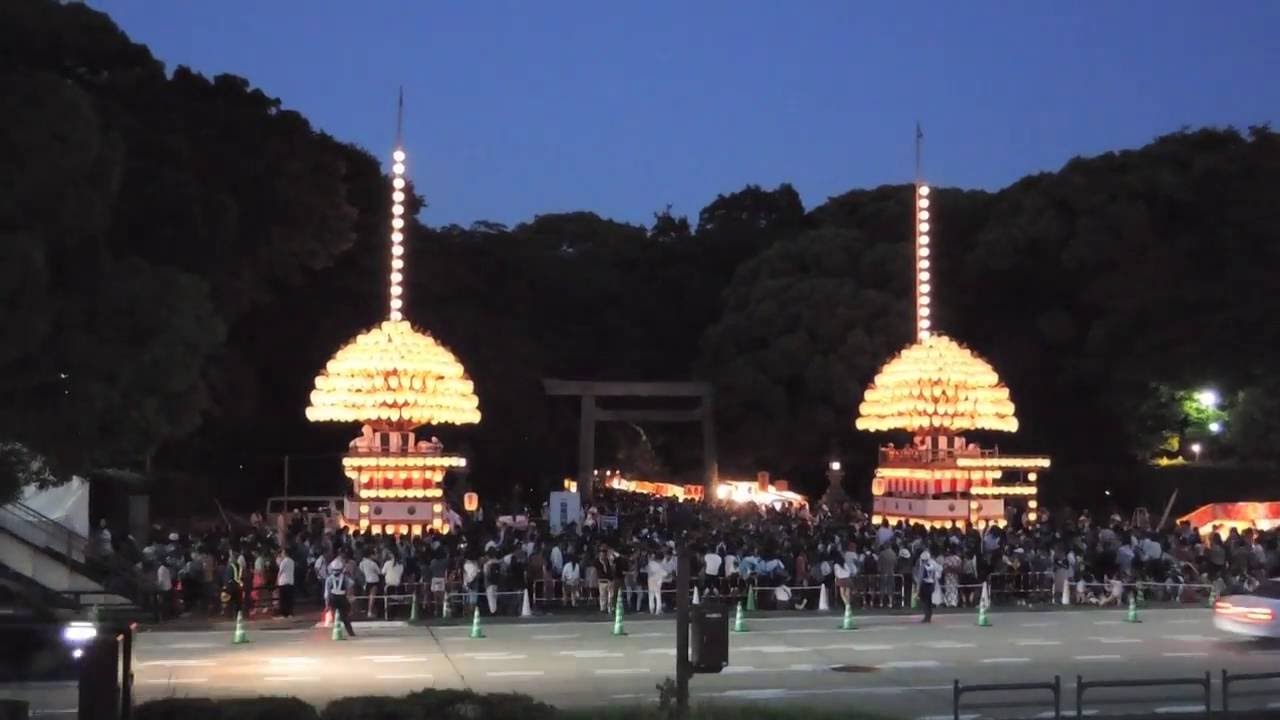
1196, 389, 1220, 408
62, 622, 96, 642
829, 460, 842, 471
1190, 442, 1203, 455
1208, 421, 1222, 434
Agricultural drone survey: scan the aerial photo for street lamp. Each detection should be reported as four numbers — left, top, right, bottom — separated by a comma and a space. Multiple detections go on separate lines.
1196, 389, 1220, 409
1208, 421, 1222, 434
1190, 442, 1203, 462
828, 460, 842, 472
823, 459, 847, 505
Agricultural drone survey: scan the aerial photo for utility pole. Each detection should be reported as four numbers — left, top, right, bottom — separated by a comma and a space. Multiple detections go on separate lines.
675, 540, 690, 716
282, 454, 290, 513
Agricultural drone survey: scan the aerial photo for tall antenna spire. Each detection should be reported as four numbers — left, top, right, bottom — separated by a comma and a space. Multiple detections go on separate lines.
913, 123, 932, 341
388, 90, 408, 322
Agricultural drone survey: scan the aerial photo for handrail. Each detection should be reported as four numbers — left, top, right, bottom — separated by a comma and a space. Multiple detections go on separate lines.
0, 501, 149, 607
954, 676, 1060, 720
1075, 672, 1210, 719
1221, 668, 1280, 713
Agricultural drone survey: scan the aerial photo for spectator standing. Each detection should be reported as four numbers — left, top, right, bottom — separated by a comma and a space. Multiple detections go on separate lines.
276, 548, 296, 617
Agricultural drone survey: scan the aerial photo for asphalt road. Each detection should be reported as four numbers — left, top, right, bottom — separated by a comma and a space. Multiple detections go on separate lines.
5, 607, 1280, 718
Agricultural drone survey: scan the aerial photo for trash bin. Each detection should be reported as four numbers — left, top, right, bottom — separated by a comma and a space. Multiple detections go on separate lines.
690, 603, 729, 674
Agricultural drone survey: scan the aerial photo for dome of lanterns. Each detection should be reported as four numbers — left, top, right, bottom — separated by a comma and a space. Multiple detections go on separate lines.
855, 333, 1018, 434
306, 319, 481, 429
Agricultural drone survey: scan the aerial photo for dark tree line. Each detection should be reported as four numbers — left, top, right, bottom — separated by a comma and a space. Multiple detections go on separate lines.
2, 0, 1278, 510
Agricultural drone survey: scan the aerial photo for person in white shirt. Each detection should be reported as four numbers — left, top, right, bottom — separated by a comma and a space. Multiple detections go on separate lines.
155, 562, 173, 619
646, 552, 669, 614
276, 549, 296, 617
562, 556, 582, 607
722, 552, 738, 594
702, 550, 722, 596
359, 554, 383, 616
833, 556, 853, 608
462, 557, 482, 608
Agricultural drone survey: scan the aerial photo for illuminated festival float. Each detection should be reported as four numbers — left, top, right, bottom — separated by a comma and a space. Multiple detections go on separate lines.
304, 100, 480, 536
854, 168, 1049, 530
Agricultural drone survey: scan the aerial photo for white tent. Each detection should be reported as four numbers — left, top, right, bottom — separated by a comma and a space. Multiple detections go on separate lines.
19, 476, 90, 537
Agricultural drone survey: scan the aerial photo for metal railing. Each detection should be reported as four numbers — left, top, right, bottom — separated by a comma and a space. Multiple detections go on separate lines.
954, 676, 1060, 720
1221, 669, 1280, 713
0, 501, 149, 609
1075, 672, 1211, 719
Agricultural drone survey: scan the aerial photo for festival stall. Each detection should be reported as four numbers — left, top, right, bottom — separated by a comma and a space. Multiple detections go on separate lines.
1178, 501, 1280, 537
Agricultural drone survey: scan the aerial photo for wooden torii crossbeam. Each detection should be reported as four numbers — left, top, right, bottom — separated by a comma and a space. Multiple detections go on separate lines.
543, 380, 718, 505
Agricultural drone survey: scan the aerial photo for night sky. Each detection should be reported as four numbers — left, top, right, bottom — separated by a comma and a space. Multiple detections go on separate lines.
97, 0, 1279, 227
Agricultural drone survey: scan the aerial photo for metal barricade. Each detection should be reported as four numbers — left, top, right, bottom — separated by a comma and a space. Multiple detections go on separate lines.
1222, 668, 1280, 712
1075, 672, 1211, 719
954, 676, 1060, 720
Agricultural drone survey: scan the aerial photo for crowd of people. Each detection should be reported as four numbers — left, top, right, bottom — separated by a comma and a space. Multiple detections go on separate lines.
113, 488, 1279, 625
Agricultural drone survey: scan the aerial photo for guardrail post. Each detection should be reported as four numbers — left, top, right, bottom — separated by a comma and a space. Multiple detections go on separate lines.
1222, 668, 1229, 713
1076, 674, 1084, 720
953, 679, 961, 720
1053, 675, 1061, 720
1203, 670, 1211, 716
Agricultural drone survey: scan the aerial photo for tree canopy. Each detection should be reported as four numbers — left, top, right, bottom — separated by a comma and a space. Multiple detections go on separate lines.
3, 0, 1278, 510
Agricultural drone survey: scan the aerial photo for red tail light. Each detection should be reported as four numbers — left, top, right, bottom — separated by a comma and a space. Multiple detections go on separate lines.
1216, 601, 1275, 623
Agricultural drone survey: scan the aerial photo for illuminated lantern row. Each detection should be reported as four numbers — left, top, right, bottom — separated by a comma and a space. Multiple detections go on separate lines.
854, 178, 1049, 528
305, 320, 481, 429
855, 335, 1018, 434
305, 115, 479, 536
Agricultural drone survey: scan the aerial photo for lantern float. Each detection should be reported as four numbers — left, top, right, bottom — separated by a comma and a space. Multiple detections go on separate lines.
854, 163, 1049, 530
305, 94, 479, 535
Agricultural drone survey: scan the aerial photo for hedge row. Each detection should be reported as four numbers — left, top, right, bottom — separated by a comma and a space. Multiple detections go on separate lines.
135, 691, 890, 720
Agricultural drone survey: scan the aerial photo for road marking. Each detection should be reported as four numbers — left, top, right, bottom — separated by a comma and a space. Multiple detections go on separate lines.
360, 656, 433, 663
640, 648, 677, 656
1249, 649, 1280, 656
1089, 637, 1142, 644
1020, 622, 1058, 628
735, 645, 806, 654
594, 668, 652, 675
1015, 639, 1062, 646
532, 633, 580, 640
1167, 618, 1204, 625
982, 657, 1031, 664
1267, 701, 1280, 709
1163, 652, 1209, 657
1168, 635, 1214, 642
377, 674, 434, 680
461, 653, 527, 660
627, 633, 669, 638
1073, 655, 1122, 661
818, 643, 895, 651
920, 641, 976, 649
1037, 711, 1097, 718
878, 660, 942, 669
721, 666, 756, 674
268, 656, 318, 665
918, 715, 978, 720
264, 676, 317, 682
163, 643, 216, 649
139, 678, 208, 684
1093, 620, 1124, 625
718, 689, 789, 700
1154, 706, 1205, 714
558, 650, 624, 659
785, 664, 824, 672
485, 671, 544, 678
137, 660, 216, 667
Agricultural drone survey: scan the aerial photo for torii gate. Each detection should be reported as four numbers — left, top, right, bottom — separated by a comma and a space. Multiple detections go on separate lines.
543, 380, 718, 505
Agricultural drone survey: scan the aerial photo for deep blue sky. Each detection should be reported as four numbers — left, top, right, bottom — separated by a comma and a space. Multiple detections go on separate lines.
96, 1, 1278, 228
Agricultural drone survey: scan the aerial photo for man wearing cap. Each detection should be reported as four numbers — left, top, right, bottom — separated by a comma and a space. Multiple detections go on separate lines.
325, 559, 357, 637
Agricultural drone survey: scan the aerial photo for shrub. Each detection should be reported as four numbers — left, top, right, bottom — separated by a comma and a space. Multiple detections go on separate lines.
218, 697, 319, 720
403, 689, 556, 719
134, 698, 221, 720
320, 696, 422, 720
135, 697, 317, 720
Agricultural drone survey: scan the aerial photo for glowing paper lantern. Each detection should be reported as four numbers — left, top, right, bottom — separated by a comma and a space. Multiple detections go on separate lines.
854, 334, 1018, 434
463, 492, 479, 512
